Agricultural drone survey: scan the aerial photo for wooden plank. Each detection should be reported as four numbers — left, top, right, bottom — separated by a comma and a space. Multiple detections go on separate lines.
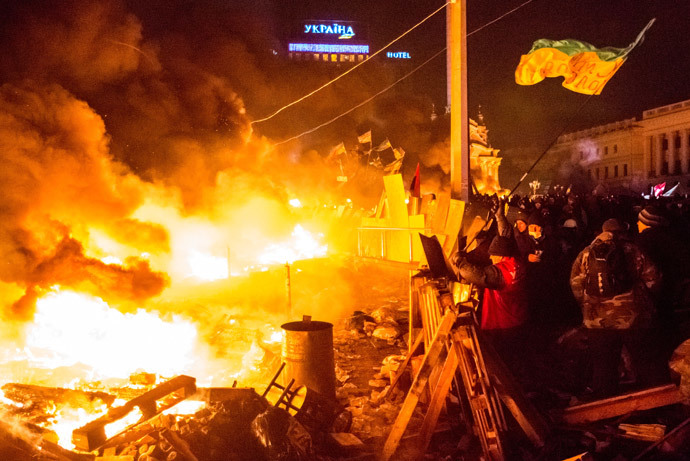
431, 195, 451, 235
416, 341, 460, 459
442, 199, 466, 256
383, 174, 408, 227
479, 332, 550, 447
409, 214, 426, 264
554, 384, 682, 426
464, 215, 488, 252
380, 312, 456, 461
384, 174, 411, 263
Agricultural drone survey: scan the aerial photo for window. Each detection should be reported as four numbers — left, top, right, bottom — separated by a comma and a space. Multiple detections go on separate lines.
614, 165, 619, 177
588, 169, 592, 179
604, 146, 609, 155
613, 144, 618, 154
579, 151, 583, 160
604, 166, 609, 179
596, 167, 600, 179
623, 164, 628, 176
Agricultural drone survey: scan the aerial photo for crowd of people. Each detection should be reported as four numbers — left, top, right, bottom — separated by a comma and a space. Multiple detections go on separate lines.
452, 189, 690, 399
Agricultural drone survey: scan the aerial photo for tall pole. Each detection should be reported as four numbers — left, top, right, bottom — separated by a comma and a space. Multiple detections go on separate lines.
448, 0, 469, 202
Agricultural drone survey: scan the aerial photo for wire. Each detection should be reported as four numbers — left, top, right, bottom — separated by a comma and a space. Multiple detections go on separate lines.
251, 1, 451, 125
269, 0, 536, 147
271, 48, 447, 148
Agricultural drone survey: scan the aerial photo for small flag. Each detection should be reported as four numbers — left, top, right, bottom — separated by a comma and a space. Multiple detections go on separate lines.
326, 142, 346, 162
383, 157, 404, 174
653, 182, 666, 198
515, 19, 655, 95
410, 163, 421, 198
374, 138, 392, 152
357, 130, 372, 144
663, 183, 679, 197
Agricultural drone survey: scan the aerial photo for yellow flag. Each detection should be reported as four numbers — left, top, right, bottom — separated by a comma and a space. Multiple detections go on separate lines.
515, 19, 655, 95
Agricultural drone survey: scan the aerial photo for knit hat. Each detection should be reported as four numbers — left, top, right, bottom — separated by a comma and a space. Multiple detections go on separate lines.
602, 218, 624, 233
516, 209, 530, 224
638, 205, 669, 227
488, 236, 515, 257
528, 211, 545, 228
562, 218, 578, 229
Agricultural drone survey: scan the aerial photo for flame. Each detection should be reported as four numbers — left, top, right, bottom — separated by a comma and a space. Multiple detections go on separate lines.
258, 224, 327, 265
23, 290, 199, 380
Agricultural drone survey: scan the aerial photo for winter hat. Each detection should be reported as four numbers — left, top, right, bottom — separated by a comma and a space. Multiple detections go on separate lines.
516, 209, 531, 224
488, 236, 515, 257
638, 205, 669, 227
562, 218, 578, 229
602, 218, 625, 233
528, 211, 545, 228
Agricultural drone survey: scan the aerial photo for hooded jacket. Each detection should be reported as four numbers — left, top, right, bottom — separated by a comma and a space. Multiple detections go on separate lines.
570, 231, 660, 329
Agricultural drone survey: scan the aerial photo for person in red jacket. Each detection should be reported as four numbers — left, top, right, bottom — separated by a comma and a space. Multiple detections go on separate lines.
452, 235, 529, 371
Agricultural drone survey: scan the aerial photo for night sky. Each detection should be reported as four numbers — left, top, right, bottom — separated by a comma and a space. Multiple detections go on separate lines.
271, 0, 690, 148
1, 0, 690, 178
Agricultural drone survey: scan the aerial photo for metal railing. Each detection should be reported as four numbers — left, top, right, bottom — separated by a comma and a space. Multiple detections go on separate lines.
356, 226, 431, 263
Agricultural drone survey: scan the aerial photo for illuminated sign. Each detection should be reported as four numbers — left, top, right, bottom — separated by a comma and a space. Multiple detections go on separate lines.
289, 43, 369, 54
387, 51, 411, 59
304, 22, 355, 39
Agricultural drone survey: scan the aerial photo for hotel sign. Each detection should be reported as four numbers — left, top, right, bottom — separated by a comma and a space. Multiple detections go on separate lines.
386, 51, 411, 59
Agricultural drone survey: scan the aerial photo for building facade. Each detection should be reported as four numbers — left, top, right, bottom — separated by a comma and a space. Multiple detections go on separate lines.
549, 99, 690, 193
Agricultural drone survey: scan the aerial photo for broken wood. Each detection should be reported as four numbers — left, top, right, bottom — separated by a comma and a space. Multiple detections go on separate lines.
72, 375, 196, 452
617, 423, 665, 442
380, 311, 456, 461
632, 415, 690, 460
554, 384, 682, 425
1, 383, 116, 408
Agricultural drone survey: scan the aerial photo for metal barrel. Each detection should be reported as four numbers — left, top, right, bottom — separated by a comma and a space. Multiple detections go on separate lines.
281, 317, 336, 400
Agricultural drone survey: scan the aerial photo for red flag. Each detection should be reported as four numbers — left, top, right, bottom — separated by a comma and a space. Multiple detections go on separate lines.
653, 182, 666, 198
410, 163, 421, 198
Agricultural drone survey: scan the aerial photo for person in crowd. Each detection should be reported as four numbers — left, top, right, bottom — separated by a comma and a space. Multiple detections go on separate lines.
494, 198, 532, 263
452, 235, 528, 375
570, 218, 665, 397
524, 211, 559, 330
636, 204, 690, 354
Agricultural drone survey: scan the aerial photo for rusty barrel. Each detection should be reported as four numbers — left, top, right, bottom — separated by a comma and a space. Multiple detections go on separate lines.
281, 317, 336, 400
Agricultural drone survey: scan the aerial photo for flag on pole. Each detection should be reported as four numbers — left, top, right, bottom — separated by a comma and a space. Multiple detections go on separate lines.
326, 142, 346, 162
410, 163, 421, 198
515, 18, 655, 95
383, 148, 405, 174
357, 130, 372, 144
374, 138, 392, 152
653, 181, 666, 198
663, 183, 679, 197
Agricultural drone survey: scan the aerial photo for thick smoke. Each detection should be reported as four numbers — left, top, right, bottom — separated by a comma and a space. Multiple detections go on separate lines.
0, 82, 169, 320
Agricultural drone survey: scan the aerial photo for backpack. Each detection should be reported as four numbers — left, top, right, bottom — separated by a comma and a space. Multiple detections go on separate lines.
584, 239, 633, 297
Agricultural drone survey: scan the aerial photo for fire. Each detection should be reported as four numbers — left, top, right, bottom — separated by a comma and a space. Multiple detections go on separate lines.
23, 290, 199, 381
258, 224, 327, 265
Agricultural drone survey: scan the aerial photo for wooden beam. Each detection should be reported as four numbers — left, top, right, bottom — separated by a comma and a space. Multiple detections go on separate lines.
415, 341, 460, 459
554, 384, 682, 425
380, 312, 456, 461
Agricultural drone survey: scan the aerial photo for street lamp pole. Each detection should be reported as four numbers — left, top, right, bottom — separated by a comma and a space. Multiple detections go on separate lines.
448, 0, 469, 202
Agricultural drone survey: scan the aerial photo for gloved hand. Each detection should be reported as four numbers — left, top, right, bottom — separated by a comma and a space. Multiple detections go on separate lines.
450, 250, 468, 267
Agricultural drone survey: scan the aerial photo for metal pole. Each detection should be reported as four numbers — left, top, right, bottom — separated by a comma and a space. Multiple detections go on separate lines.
285, 262, 292, 320
449, 0, 469, 202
